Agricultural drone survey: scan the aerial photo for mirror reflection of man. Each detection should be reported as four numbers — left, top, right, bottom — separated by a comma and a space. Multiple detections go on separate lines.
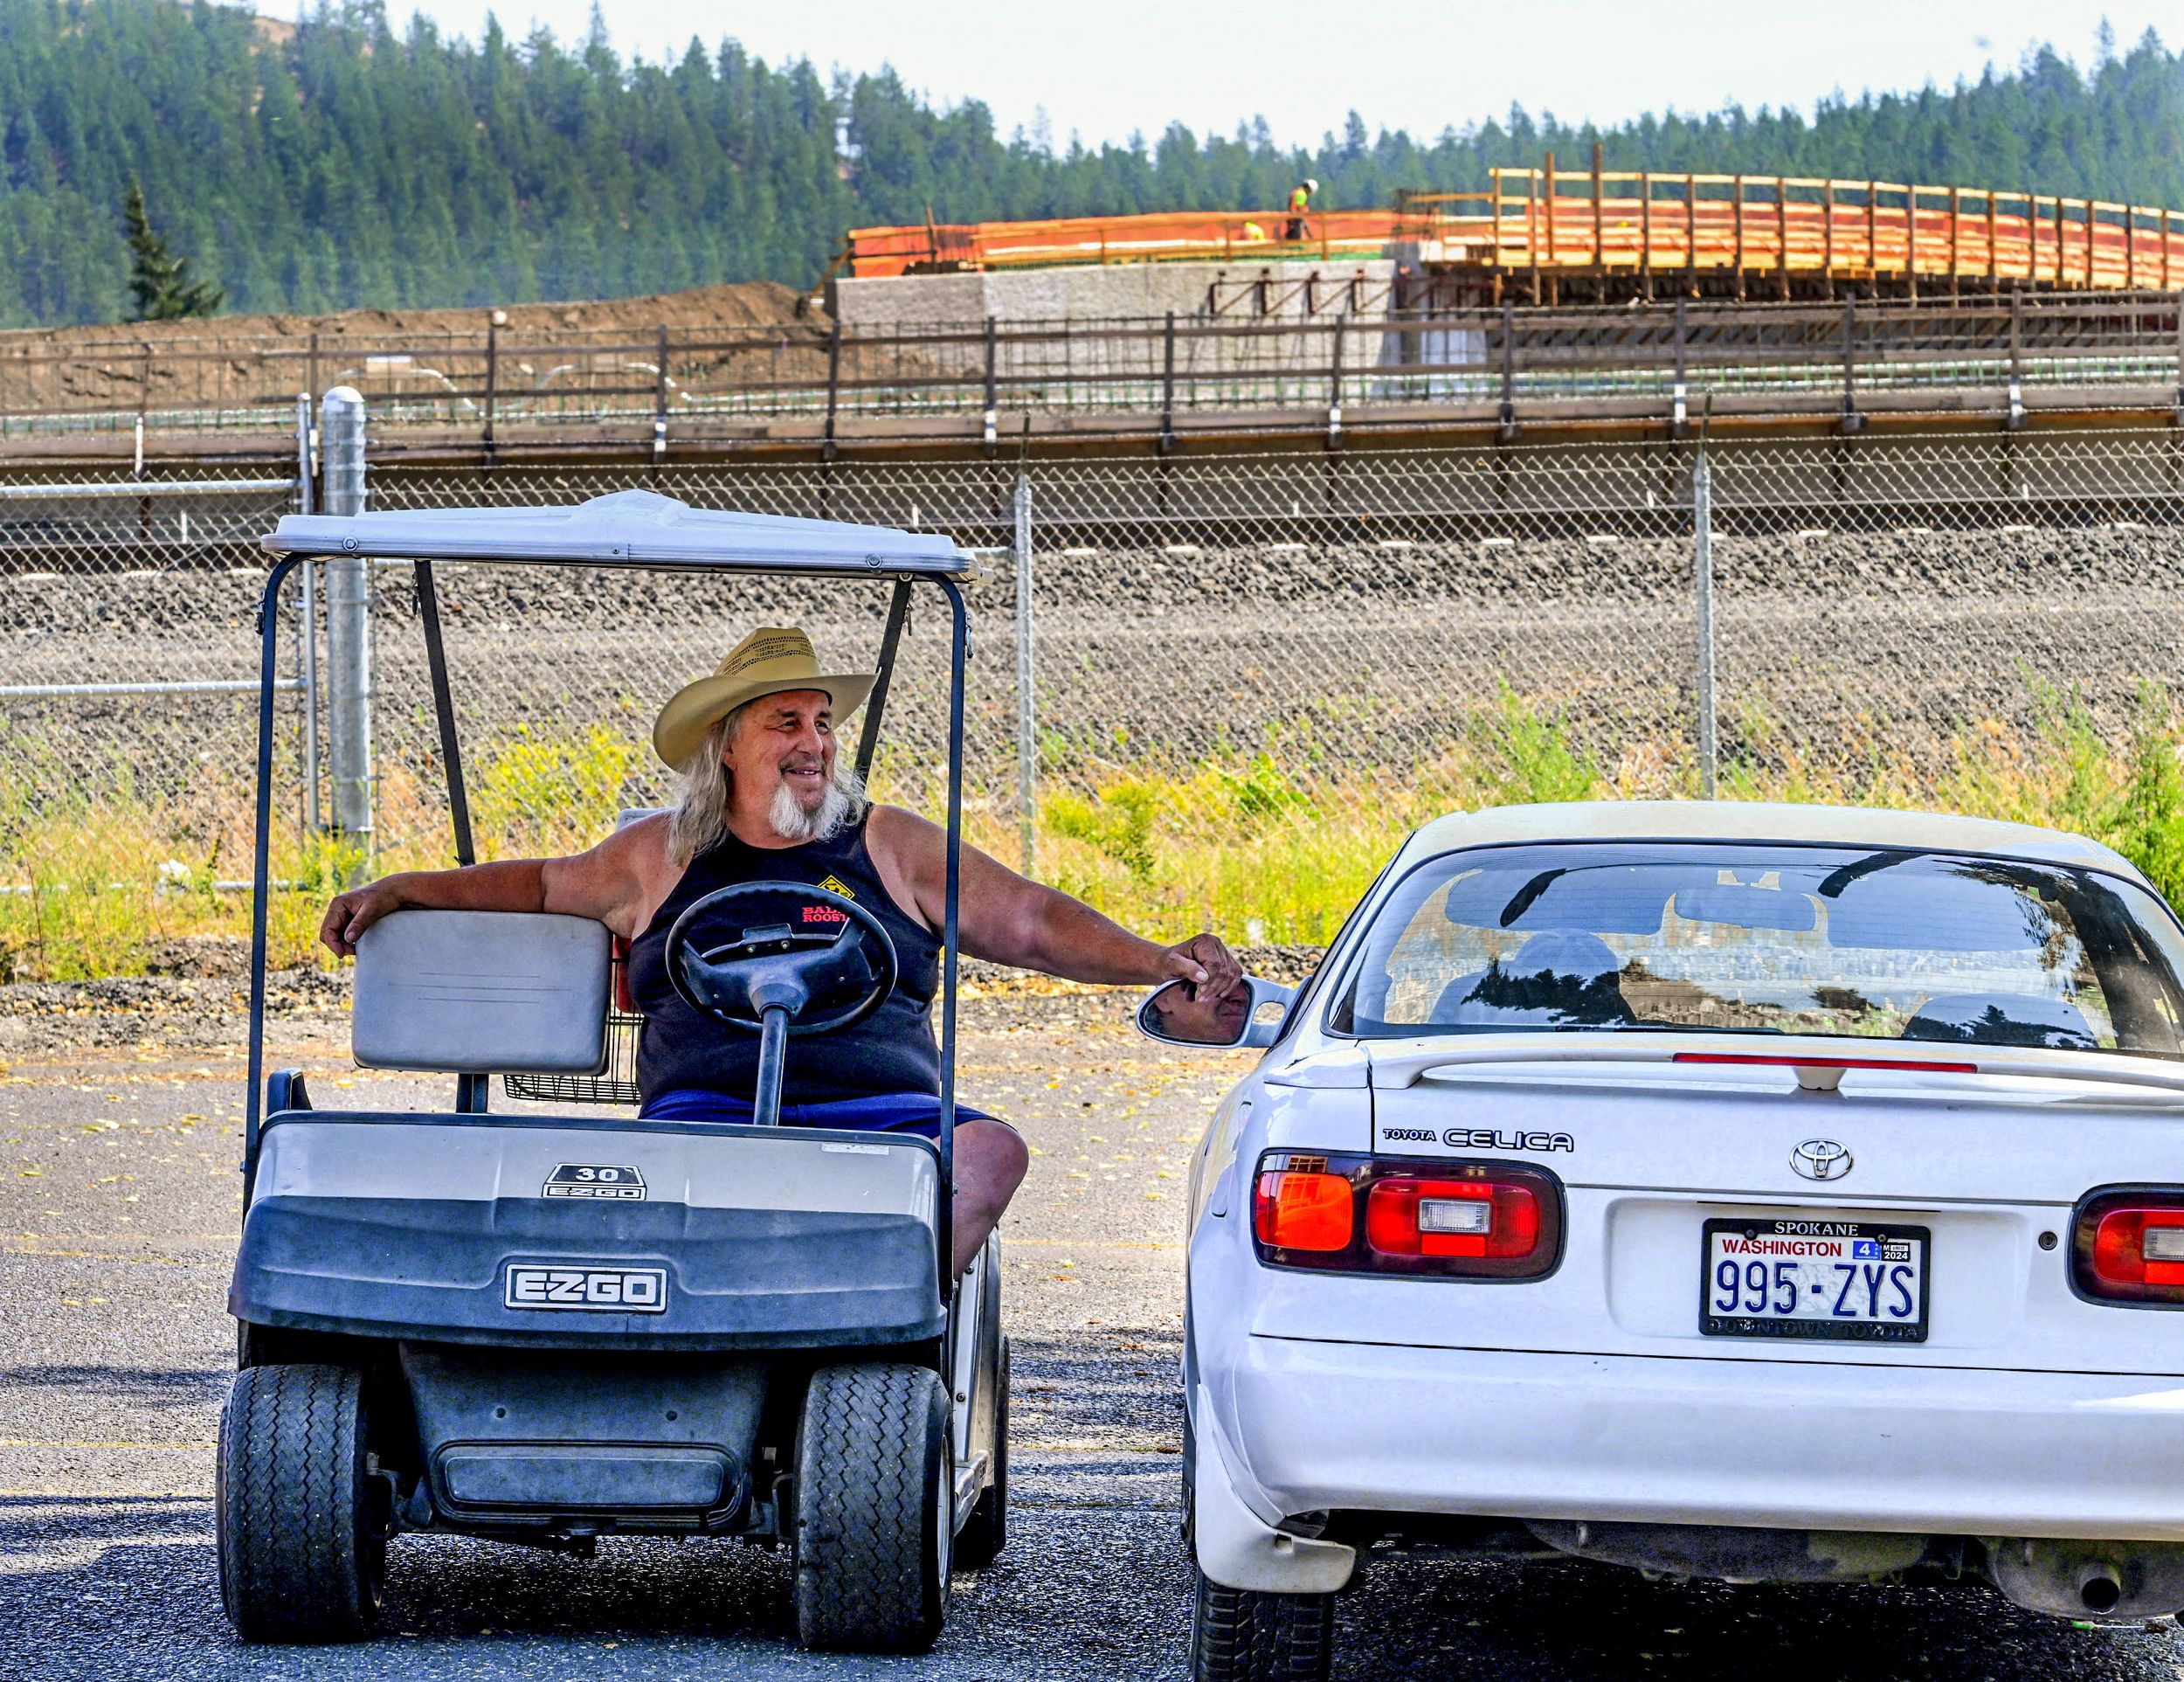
318, 627, 1240, 1276
1148, 972, 1254, 1045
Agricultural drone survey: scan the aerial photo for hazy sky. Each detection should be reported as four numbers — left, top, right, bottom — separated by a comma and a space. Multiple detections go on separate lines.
384, 0, 2170, 151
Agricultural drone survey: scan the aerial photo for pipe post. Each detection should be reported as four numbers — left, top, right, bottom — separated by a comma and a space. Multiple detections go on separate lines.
294, 394, 320, 835
321, 385, 372, 883
1013, 467, 1036, 877
1693, 442, 1717, 799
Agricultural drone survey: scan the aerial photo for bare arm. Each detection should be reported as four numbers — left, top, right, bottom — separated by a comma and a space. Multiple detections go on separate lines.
865, 804, 1241, 996
317, 813, 677, 957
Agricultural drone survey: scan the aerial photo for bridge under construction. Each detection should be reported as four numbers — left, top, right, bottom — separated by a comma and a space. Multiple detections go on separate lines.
841, 156, 2184, 306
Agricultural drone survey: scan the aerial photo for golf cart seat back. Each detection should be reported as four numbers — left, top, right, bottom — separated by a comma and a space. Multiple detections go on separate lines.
353, 910, 612, 1075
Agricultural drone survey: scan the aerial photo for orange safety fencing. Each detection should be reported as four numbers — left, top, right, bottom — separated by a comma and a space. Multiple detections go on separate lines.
843, 209, 1402, 277
844, 168, 2184, 291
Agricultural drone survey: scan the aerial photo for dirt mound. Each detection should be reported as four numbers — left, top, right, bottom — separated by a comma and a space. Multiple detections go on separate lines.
0, 280, 822, 351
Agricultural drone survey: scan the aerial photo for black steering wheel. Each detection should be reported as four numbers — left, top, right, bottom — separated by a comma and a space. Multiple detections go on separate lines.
664, 880, 898, 1036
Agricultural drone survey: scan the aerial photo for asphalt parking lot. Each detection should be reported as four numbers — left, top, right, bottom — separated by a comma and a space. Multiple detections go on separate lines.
10, 993, 2184, 1680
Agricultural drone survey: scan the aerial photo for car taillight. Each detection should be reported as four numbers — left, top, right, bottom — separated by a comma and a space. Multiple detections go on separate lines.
1254, 1164, 1354, 1252
1253, 1151, 1561, 1279
2074, 1188, 2184, 1305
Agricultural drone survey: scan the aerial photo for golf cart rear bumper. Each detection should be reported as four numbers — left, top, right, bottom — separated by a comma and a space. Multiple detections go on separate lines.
231, 1112, 946, 1351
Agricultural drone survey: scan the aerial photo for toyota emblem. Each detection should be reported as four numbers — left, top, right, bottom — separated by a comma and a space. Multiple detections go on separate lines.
1791, 1139, 1854, 1181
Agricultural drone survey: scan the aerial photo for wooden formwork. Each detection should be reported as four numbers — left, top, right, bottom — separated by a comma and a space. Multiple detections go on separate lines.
844, 162, 2184, 301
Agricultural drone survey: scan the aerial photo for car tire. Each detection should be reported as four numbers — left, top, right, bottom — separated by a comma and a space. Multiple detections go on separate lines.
217, 1362, 385, 1643
953, 1336, 1008, 1568
1190, 1565, 1334, 1682
792, 1362, 951, 1653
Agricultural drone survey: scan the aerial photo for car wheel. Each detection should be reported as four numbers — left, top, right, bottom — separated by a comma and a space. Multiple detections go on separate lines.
217, 1363, 385, 1643
792, 1363, 951, 1652
1190, 1564, 1334, 1682
953, 1336, 1008, 1568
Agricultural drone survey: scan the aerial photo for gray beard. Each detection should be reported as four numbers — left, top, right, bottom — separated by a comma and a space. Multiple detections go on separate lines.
769, 774, 859, 844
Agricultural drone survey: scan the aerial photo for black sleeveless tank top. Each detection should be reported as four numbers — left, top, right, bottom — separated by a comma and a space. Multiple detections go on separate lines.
627, 814, 943, 1105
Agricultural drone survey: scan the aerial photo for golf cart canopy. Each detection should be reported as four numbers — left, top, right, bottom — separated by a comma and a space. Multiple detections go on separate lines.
263, 488, 973, 577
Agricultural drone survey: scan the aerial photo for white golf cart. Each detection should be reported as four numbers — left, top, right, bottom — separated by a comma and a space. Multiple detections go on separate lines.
219, 492, 1005, 1653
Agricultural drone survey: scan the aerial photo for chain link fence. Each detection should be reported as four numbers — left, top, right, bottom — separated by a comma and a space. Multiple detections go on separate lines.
0, 465, 309, 848
5, 425, 2184, 973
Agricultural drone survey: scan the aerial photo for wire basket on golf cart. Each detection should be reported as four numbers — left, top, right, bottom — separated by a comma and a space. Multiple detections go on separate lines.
503, 948, 643, 1105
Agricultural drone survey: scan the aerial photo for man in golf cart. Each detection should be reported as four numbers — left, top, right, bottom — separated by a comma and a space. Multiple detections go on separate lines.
319, 626, 1241, 1276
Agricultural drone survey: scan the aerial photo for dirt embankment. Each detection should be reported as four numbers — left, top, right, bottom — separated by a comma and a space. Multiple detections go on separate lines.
0, 280, 823, 353
0, 281, 842, 419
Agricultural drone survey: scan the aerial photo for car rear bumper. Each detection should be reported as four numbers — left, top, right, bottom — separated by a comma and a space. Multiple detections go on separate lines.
1213, 1334, 2184, 1541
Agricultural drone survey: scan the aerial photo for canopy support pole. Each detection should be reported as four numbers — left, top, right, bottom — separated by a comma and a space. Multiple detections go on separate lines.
934, 577, 968, 1294
854, 578, 915, 785
245, 558, 302, 1208
415, 558, 487, 1114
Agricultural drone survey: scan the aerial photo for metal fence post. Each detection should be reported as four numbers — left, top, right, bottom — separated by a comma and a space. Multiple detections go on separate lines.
1013, 467, 1036, 877
1692, 445, 1718, 799
983, 315, 999, 455
294, 394, 320, 836
1326, 315, 1344, 447
1159, 310, 1178, 455
321, 385, 373, 878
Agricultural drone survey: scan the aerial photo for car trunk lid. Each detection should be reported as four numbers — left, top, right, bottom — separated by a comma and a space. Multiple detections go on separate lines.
1244, 1034, 2184, 1374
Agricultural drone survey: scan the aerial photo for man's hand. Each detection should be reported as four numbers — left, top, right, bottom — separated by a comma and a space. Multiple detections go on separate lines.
318, 879, 406, 959
1158, 932, 1242, 1001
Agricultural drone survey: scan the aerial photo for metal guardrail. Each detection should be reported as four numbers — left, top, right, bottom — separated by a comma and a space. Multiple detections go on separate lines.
0, 679, 302, 698
0, 476, 294, 499
0, 293, 2180, 452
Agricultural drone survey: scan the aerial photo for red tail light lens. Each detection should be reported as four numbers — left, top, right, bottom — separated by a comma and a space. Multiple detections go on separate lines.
1366, 1178, 1540, 1259
1254, 1166, 1355, 1252
2075, 1189, 2184, 1304
1253, 1151, 1561, 1279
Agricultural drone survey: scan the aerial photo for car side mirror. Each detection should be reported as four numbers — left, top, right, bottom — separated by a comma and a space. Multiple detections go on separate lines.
1135, 974, 1296, 1050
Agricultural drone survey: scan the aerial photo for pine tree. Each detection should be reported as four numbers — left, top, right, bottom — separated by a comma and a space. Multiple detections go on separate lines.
0, 0, 2174, 329
122, 178, 225, 322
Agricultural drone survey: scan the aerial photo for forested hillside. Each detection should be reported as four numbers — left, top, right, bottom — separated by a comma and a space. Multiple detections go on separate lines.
3, 0, 2181, 329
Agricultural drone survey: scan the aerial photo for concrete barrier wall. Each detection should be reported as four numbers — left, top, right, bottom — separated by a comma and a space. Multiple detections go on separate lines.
834, 260, 1426, 392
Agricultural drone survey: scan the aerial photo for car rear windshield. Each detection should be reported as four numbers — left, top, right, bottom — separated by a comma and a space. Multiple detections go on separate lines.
1330, 841, 2184, 1057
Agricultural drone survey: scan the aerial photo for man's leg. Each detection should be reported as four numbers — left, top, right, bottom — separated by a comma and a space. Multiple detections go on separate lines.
950, 1117, 1029, 1277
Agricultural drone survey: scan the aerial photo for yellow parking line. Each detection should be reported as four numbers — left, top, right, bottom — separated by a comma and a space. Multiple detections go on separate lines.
0, 1440, 214, 1450
3, 1249, 211, 1262
0, 1491, 210, 1499
1018, 1440, 1182, 1454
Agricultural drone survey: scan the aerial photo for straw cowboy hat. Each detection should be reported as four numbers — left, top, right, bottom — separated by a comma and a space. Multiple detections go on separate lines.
652, 626, 876, 767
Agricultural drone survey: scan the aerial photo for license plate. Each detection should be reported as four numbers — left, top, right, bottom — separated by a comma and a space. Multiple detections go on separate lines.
1699, 1218, 1929, 1343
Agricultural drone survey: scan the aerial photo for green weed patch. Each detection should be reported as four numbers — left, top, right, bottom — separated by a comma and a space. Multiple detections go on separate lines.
9, 685, 2184, 982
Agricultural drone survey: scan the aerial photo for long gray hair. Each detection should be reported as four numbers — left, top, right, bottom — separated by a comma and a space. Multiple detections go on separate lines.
667, 703, 869, 864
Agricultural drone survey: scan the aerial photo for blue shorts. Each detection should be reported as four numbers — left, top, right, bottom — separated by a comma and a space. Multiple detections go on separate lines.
638, 1088, 997, 1140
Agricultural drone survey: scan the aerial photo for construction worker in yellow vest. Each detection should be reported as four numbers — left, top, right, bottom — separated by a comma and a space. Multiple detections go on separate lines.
1285, 178, 1317, 242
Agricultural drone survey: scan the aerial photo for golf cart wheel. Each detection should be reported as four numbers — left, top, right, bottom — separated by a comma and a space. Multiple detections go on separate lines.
217, 1362, 385, 1643
1190, 1566, 1334, 1682
953, 1335, 1008, 1569
793, 1362, 951, 1653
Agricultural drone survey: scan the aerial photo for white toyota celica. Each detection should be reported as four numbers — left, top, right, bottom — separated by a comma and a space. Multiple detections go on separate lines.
1139, 801, 2184, 1682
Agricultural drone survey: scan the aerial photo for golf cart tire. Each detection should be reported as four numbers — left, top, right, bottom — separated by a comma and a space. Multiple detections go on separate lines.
1190, 1567, 1334, 1682
953, 1335, 1008, 1569
793, 1362, 950, 1653
218, 1362, 385, 1643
